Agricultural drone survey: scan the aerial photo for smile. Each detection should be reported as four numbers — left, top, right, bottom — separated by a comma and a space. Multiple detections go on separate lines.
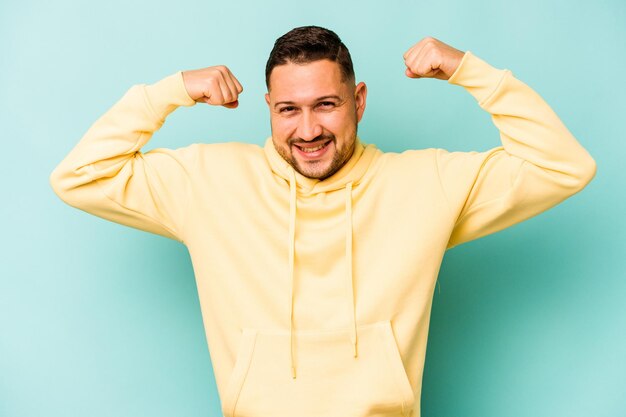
293, 140, 333, 159
297, 141, 330, 152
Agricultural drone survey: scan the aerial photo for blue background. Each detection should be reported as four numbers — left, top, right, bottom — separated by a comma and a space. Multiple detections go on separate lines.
1, 1, 624, 416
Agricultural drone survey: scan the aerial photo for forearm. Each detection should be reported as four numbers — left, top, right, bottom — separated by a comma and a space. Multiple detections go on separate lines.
448, 51, 596, 188
50, 72, 195, 198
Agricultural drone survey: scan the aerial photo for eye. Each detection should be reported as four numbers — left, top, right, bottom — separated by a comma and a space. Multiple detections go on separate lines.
318, 101, 336, 109
278, 106, 297, 113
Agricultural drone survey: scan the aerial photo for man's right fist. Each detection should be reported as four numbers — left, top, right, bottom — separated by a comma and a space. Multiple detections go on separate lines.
182, 65, 243, 108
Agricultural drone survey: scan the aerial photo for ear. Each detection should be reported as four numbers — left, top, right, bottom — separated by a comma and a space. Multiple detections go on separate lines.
265, 93, 271, 107
354, 82, 367, 123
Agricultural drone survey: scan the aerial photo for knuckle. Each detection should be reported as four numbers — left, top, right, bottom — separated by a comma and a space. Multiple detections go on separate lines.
423, 37, 438, 49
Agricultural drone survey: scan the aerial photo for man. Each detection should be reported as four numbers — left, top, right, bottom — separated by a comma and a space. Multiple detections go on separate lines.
50, 26, 595, 417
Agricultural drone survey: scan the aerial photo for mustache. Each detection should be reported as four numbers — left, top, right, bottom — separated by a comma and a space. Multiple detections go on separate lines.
288, 134, 336, 146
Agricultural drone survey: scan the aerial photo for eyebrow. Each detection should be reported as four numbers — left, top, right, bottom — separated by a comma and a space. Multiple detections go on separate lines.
274, 95, 343, 109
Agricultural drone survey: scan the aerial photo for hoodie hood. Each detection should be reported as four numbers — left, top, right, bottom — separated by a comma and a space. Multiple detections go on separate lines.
263, 136, 378, 378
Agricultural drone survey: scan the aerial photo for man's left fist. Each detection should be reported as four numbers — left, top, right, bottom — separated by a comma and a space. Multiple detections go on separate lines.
403, 37, 465, 80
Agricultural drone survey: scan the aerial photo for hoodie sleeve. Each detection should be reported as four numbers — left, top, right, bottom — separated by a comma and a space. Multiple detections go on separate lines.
49, 72, 197, 243
437, 51, 596, 248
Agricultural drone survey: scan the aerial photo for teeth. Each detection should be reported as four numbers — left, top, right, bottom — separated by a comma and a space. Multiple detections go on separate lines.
299, 142, 328, 153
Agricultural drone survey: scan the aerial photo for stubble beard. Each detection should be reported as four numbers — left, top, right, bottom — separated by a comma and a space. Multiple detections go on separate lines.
275, 133, 356, 181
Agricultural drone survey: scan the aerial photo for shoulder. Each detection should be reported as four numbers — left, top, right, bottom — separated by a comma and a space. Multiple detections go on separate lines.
378, 147, 441, 172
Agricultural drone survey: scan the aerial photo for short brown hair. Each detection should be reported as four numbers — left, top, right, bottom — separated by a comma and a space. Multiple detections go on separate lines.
265, 26, 355, 89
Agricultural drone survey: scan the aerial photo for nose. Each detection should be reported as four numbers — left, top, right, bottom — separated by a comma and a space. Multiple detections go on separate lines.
296, 110, 323, 141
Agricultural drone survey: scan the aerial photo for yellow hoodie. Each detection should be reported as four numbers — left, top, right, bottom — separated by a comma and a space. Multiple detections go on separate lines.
50, 51, 596, 417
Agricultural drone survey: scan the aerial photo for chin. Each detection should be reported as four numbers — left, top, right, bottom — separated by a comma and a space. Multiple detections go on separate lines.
296, 163, 332, 180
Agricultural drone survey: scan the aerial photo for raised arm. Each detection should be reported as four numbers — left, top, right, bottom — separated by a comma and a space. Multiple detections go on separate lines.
404, 37, 596, 248
49, 66, 243, 242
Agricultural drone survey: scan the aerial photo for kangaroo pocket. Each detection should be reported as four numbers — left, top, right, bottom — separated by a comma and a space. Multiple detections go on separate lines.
221, 320, 415, 417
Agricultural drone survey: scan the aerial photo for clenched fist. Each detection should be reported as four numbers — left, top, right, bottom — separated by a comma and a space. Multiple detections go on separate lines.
182, 65, 243, 108
403, 37, 465, 80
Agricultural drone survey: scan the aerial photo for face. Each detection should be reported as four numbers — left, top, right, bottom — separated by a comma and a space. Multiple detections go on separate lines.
265, 59, 367, 180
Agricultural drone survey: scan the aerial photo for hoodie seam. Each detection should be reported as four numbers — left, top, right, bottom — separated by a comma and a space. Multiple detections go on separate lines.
434, 149, 453, 218
93, 176, 182, 242
478, 69, 512, 109
141, 84, 166, 124
85, 162, 183, 243
457, 154, 530, 224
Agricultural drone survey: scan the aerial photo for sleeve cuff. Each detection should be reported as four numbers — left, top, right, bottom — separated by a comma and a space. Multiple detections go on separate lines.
144, 71, 196, 120
447, 51, 510, 106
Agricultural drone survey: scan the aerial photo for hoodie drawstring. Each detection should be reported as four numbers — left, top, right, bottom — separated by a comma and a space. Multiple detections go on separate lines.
345, 182, 358, 358
287, 169, 358, 379
288, 169, 297, 379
